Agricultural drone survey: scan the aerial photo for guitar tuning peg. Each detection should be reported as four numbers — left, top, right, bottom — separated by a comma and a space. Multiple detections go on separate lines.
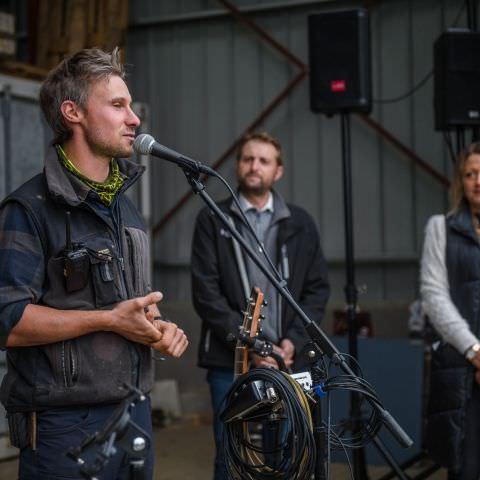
260, 314, 265, 320
262, 299, 268, 307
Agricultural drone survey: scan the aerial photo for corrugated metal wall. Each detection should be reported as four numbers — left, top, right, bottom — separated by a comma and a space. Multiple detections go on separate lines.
0, 75, 46, 198
126, 0, 464, 309
0, 74, 47, 441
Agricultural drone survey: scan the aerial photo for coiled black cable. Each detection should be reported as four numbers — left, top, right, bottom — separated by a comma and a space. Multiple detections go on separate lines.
321, 373, 384, 450
221, 365, 386, 478
221, 368, 315, 480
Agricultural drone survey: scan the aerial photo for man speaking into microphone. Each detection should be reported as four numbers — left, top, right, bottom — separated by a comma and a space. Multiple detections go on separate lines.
190, 132, 330, 480
0, 47, 188, 479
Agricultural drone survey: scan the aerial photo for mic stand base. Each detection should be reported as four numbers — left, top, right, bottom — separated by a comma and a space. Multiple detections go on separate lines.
67, 386, 150, 480
130, 459, 147, 480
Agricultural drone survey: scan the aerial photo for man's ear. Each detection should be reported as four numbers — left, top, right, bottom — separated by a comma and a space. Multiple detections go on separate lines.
60, 100, 83, 124
274, 165, 284, 182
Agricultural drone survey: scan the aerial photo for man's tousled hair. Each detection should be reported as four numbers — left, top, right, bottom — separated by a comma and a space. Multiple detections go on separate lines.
39, 47, 125, 144
236, 132, 283, 166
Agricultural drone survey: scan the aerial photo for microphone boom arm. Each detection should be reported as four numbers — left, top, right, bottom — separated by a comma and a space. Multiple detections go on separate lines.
182, 166, 413, 450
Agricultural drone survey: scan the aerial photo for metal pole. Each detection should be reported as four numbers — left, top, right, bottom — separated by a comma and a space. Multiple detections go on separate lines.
341, 113, 358, 365
466, 0, 478, 31
313, 399, 326, 480
340, 112, 369, 480
132, 102, 154, 295
467, 0, 480, 141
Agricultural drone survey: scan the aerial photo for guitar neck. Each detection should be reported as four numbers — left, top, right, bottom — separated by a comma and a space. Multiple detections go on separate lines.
234, 345, 248, 379
233, 286, 264, 379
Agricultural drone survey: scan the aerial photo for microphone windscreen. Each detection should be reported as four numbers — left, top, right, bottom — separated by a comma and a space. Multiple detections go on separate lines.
133, 134, 155, 155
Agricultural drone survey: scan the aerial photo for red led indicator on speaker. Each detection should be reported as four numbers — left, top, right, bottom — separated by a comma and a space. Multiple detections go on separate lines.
331, 80, 346, 92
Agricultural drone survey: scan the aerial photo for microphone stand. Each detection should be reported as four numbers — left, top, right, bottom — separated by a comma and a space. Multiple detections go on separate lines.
229, 330, 288, 373
180, 166, 413, 476
67, 385, 150, 480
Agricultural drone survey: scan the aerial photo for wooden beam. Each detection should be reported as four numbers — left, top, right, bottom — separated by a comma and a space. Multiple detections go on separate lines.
34, 0, 129, 70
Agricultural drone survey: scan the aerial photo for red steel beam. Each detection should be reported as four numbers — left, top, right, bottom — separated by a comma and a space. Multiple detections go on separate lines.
152, 70, 306, 236
358, 114, 450, 186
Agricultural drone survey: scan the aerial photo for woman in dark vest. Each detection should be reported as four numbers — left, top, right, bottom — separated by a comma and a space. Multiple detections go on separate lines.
421, 142, 480, 480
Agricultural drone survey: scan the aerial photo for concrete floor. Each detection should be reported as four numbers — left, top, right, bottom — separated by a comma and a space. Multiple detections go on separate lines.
0, 419, 447, 479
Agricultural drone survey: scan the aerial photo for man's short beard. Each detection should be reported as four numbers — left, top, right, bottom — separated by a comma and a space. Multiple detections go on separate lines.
86, 133, 132, 159
238, 181, 269, 197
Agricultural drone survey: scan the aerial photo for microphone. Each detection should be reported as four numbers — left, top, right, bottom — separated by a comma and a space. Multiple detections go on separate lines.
133, 134, 216, 175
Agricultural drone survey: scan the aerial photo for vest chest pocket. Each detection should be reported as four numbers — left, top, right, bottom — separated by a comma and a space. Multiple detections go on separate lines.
89, 249, 123, 308
46, 231, 126, 309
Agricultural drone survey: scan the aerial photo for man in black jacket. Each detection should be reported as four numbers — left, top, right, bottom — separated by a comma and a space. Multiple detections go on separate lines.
0, 48, 188, 480
191, 132, 330, 480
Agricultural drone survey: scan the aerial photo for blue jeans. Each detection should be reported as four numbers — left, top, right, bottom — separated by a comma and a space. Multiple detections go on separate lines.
207, 367, 234, 480
19, 398, 154, 480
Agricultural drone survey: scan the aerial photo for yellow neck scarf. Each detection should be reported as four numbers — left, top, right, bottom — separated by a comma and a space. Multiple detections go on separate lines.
56, 144, 125, 206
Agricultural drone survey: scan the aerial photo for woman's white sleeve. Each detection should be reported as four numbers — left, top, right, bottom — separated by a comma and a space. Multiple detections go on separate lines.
420, 215, 478, 354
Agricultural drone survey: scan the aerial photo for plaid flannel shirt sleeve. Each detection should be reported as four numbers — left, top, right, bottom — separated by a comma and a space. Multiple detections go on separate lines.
0, 201, 45, 348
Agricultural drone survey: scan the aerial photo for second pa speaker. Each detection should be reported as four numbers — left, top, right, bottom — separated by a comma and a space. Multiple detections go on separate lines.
434, 30, 480, 130
308, 9, 372, 114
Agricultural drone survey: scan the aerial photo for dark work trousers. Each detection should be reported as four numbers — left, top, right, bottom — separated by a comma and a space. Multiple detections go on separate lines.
448, 384, 480, 480
207, 367, 232, 480
18, 397, 154, 480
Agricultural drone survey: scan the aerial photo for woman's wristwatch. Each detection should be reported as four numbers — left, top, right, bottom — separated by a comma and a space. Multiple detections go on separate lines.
465, 343, 480, 361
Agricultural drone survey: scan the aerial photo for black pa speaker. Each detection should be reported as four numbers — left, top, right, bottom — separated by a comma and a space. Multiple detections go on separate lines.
434, 30, 480, 130
308, 9, 372, 114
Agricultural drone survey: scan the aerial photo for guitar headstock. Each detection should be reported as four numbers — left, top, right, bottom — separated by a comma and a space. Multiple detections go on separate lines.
235, 287, 266, 378
241, 287, 265, 339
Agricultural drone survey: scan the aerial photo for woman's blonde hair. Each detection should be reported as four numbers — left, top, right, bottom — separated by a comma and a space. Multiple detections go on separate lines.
450, 142, 480, 213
